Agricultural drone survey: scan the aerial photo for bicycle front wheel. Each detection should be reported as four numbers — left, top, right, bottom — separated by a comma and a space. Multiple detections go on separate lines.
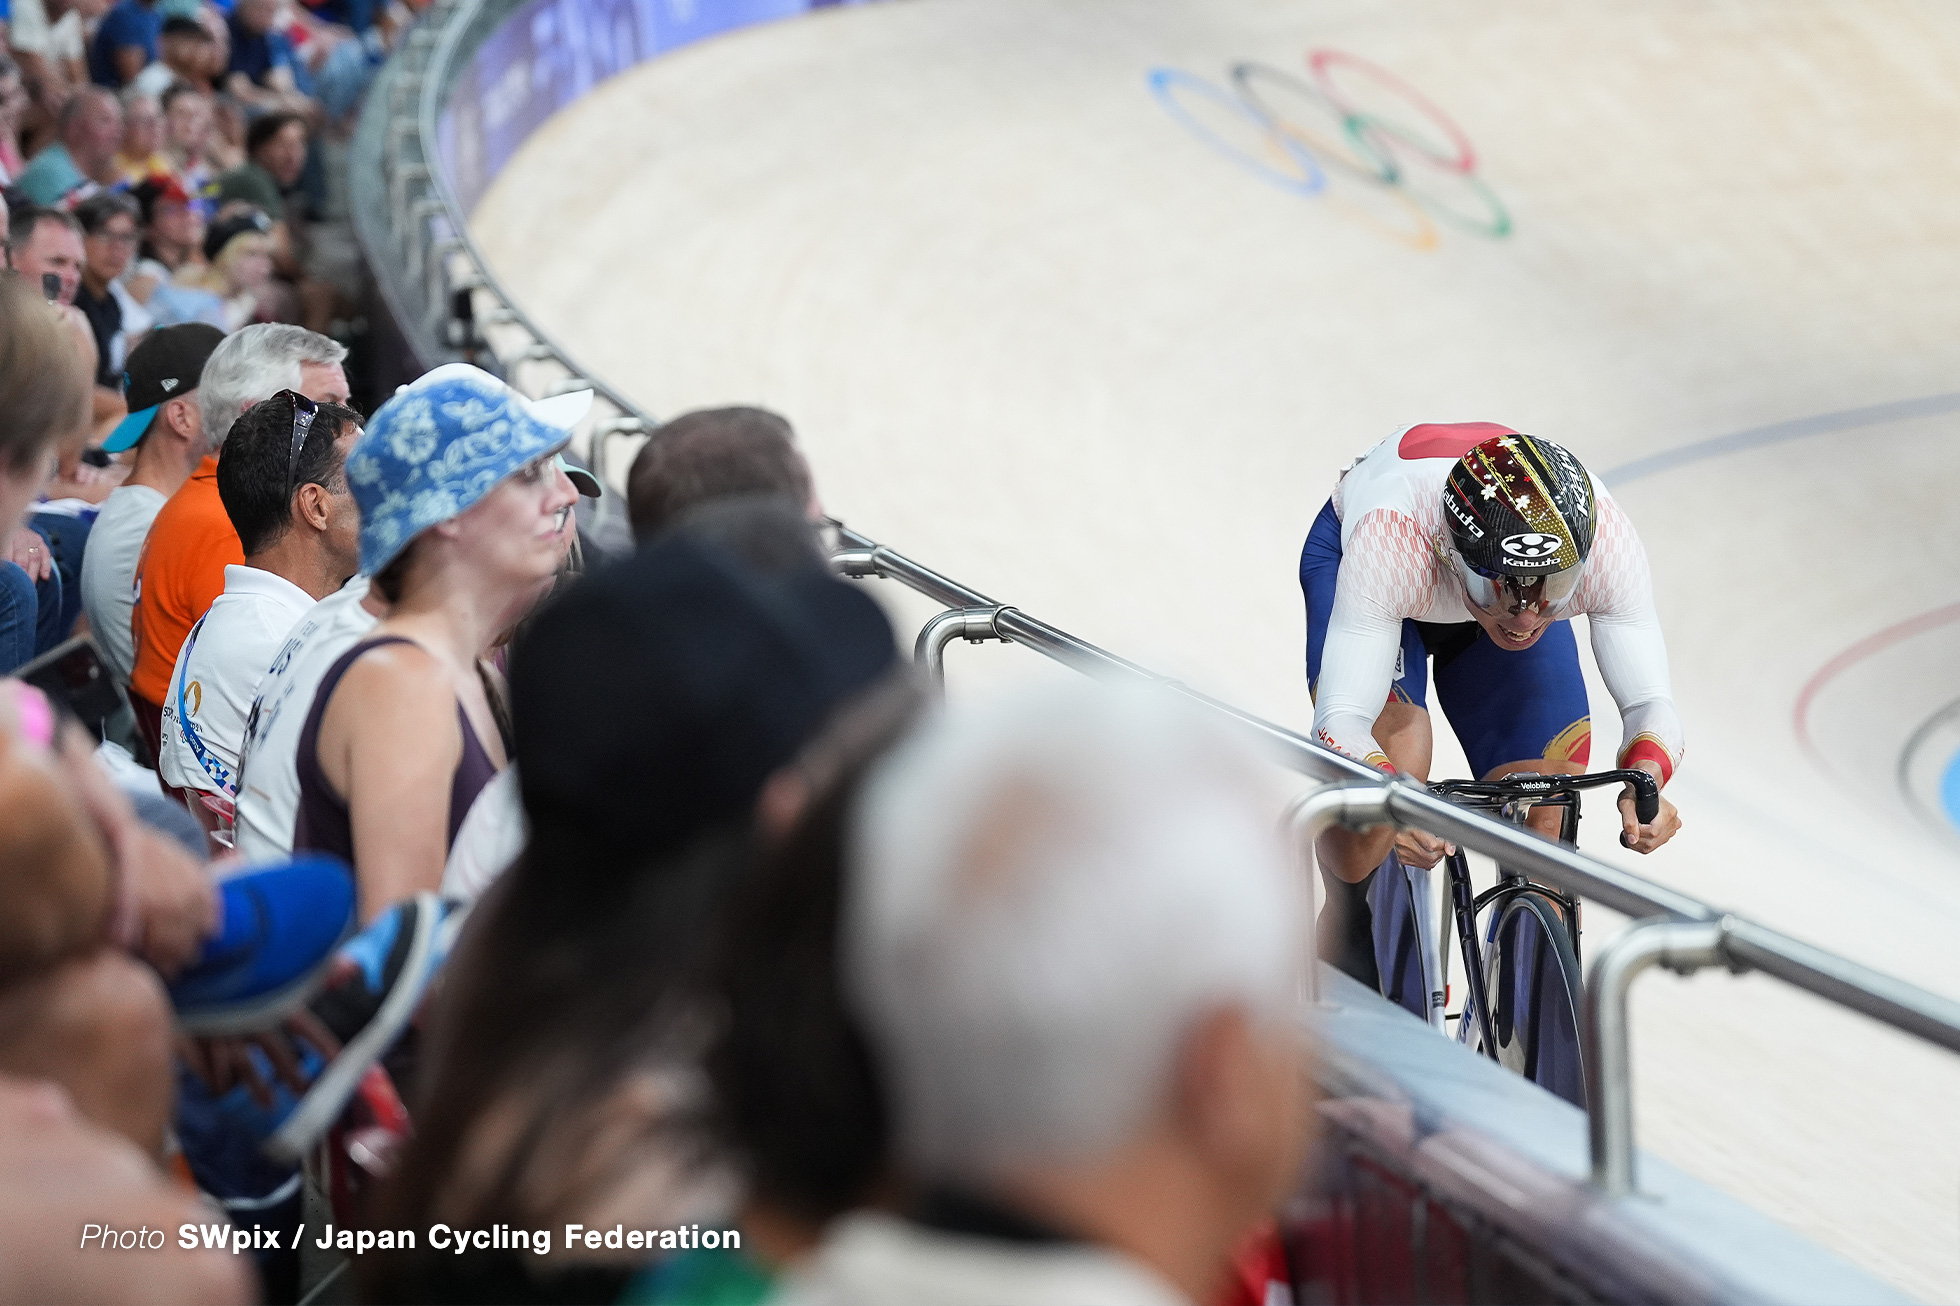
1481, 890, 1587, 1107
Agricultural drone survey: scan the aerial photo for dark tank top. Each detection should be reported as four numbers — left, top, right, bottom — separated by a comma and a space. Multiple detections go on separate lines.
292, 636, 500, 868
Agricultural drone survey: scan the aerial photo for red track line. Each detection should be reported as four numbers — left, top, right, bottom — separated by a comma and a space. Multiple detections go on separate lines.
1793, 602, 1960, 765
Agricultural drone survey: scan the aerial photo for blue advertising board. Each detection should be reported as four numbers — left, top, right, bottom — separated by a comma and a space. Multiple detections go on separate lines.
437, 0, 862, 212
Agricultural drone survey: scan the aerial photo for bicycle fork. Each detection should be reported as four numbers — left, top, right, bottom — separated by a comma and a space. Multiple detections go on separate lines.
1446, 850, 1499, 1058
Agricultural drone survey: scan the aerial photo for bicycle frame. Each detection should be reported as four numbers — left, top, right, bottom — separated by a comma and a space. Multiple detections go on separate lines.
1431, 770, 1653, 1062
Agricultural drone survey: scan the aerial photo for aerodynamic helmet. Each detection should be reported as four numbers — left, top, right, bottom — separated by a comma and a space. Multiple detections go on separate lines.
1440, 432, 1596, 614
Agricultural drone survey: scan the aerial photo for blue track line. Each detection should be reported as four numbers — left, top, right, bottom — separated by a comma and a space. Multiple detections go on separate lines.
1600, 391, 1960, 488
1600, 390, 1960, 837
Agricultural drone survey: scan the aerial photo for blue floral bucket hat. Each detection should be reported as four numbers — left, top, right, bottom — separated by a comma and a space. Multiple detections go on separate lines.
347, 364, 585, 576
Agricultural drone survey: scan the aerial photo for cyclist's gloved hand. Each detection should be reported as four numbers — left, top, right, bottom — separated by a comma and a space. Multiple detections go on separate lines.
1393, 828, 1455, 870
1617, 764, 1681, 854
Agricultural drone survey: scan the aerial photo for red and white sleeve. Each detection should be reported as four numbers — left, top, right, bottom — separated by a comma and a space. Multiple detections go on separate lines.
1574, 492, 1684, 783
1312, 510, 1440, 770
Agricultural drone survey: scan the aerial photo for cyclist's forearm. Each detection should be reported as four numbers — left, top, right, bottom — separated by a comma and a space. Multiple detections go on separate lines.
1588, 613, 1683, 783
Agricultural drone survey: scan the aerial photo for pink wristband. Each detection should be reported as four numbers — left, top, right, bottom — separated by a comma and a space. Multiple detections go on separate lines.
6, 681, 56, 750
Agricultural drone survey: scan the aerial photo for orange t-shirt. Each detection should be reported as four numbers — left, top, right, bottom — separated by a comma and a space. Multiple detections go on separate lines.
130, 454, 245, 706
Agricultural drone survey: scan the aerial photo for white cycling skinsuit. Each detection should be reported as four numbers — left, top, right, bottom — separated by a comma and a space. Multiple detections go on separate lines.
1312, 423, 1685, 780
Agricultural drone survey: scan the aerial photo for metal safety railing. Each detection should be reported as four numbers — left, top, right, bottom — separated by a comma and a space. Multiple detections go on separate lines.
832, 523, 1960, 1191
362, 0, 1960, 1199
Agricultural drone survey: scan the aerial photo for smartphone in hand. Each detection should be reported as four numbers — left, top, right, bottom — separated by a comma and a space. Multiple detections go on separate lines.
41, 272, 60, 301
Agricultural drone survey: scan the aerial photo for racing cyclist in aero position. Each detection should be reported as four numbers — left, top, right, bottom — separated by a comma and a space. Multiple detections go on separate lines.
1300, 423, 1684, 987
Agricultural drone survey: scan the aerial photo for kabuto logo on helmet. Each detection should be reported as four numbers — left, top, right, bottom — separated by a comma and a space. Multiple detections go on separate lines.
1501, 533, 1563, 559
1440, 431, 1598, 581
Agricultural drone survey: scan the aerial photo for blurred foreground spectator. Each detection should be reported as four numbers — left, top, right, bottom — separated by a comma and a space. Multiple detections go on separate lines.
0, 266, 87, 675
0, 275, 218, 1151
128, 323, 347, 758
1, 206, 98, 671
366, 513, 897, 1302
0, 1075, 250, 1304
786, 682, 1313, 1305
690, 675, 923, 1298
629, 405, 820, 542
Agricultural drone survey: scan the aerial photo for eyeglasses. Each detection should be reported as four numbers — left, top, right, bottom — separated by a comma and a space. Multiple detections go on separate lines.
275, 389, 318, 499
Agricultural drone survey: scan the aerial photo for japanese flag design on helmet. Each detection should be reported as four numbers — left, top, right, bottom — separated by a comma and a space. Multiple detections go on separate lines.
1440, 433, 1596, 609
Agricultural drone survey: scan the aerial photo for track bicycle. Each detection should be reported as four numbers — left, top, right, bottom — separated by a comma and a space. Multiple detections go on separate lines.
1368, 769, 1660, 1107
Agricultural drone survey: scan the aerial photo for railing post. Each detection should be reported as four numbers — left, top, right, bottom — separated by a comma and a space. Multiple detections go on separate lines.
1584, 917, 1735, 1194
914, 606, 1009, 691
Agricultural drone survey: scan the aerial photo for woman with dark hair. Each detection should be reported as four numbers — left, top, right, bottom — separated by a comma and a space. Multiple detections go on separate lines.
365, 834, 747, 1305
632, 678, 924, 1302
365, 515, 901, 1304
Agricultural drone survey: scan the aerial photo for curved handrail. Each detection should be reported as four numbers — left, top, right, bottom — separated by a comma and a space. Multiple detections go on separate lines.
366, 0, 1960, 1200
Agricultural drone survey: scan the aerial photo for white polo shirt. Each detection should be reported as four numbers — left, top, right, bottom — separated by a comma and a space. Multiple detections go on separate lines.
232, 578, 379, 861
159, 566, 315, 798
79, 484, 167, 687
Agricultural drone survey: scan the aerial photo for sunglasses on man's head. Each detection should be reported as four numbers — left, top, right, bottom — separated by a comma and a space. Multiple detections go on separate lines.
273, 389, 318, 499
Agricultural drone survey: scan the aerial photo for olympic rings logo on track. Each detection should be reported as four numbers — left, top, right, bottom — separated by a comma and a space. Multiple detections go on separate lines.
1147, 50, 1512, 247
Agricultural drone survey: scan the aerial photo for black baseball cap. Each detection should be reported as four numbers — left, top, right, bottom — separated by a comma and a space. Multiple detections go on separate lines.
103, 323, 226, 453
510, 531, 898, 872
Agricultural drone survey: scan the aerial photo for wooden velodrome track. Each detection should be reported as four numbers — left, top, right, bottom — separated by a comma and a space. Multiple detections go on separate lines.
467, 0, 1960, 1294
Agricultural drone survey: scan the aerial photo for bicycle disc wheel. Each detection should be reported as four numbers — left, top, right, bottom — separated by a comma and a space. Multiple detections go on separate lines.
1481, 890, 1586, 1107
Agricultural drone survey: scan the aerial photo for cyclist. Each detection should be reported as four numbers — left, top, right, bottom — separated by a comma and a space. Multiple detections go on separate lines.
1299, 423, 1682, 985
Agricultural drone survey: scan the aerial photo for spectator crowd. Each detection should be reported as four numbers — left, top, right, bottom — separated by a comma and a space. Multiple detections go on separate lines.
0, 23, 1324, 1296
